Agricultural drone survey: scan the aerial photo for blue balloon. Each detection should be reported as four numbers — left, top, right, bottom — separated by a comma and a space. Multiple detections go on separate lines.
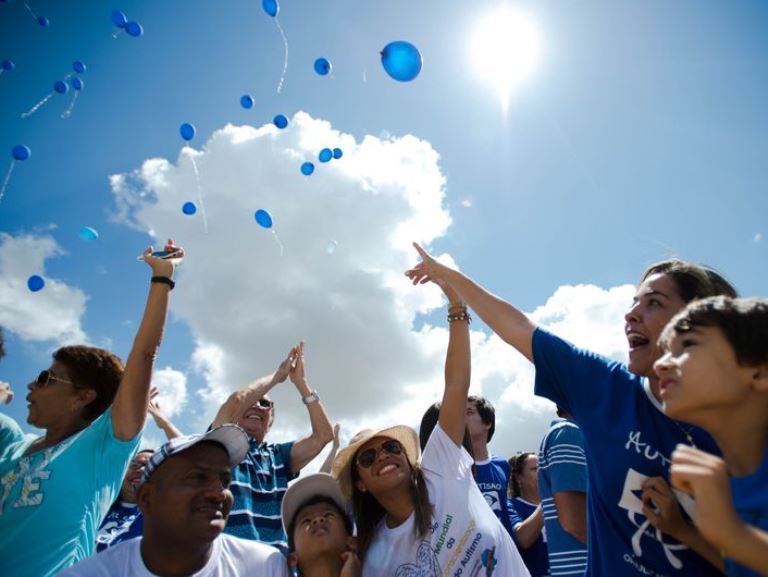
273, 114, 288, 129
332, 147, 343, 159
54, 80, 69, 94
314, 57, 331, 76
37, 16, 50, 27
27, 275, 45, 292
72, 60, 86, 74
1, 59, 14, 72
180, 122, 196, 141
182, 201, 197, 215
12, 145, 31, 161
125, 21, 143, 37
262, 0, 278, 18
300, 162, 315, 176
78, 226, 99, 241
240, 94, 254, 109
318, 148, 332, 163
380, 41, 422, 82
70, 76, 84, 91
111, 10, 127, 28
254, 209, 273, 228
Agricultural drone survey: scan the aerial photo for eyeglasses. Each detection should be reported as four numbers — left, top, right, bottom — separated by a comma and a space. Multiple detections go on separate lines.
257, 398, 273, 409
356, 439, 403, 468
31, 370, 73, 390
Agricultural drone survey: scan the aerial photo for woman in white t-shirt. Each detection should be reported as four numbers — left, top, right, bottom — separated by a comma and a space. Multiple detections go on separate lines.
332, 280, 530, 576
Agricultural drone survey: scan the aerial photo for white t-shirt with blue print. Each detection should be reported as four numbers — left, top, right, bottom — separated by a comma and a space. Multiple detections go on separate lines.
0, 409, 140, 577
362, 424, 531, 577
532, 327, 723, 577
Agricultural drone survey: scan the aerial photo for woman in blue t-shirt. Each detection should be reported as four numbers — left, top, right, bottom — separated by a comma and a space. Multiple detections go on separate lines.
508, 452, 549, 577
406, 242, 736, 577
0, 239, 183, 576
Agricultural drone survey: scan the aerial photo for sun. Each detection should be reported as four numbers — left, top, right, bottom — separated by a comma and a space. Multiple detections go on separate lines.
469, 6, 541, 112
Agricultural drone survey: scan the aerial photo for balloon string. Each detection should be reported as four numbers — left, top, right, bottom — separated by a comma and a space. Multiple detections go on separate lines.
112, 30, 121, 39
61, 90, 79, 119
21, 92, 53, 118
23, 2, 38, 21
0, 161, 17, 205
274, 18, 288, 94
271, 230, 284, 257
186, 149, 209, 234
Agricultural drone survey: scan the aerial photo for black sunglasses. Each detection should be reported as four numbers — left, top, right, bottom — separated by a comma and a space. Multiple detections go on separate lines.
31, 370, 73, 389
257, 398, 274, 409
356, 439, 403, 468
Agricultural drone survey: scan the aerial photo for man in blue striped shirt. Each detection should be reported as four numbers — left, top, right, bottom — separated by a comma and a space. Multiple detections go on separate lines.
211, 342, 334, 555
538, 408, 588, 576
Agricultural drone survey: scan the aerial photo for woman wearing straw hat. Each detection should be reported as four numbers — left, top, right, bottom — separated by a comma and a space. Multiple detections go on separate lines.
332, 280, 530, 576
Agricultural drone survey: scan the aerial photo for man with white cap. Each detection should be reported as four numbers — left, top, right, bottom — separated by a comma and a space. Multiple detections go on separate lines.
281, 473, 360, 577
59, 425, 289, 577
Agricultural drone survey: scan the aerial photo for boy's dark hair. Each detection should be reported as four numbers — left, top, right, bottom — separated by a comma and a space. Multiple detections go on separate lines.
467, 395, 496, 442
53, 345, 124, 422
640, 260, 737, 303
662, 297, 768, 367
287, 495, 353, 553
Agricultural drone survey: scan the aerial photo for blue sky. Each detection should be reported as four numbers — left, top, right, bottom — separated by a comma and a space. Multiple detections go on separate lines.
1, 0, 766, 458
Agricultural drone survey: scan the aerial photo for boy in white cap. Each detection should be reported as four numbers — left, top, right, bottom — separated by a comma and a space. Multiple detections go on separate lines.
282, 473, 360, 577
60, 425, 289, 577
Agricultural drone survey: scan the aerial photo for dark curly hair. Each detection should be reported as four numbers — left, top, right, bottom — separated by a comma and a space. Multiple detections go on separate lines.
53, 345, 124, 422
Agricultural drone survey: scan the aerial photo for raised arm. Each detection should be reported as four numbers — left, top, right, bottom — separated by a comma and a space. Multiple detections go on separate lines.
406, 243, 536, 362
430, 280, 471, 447
289, 342, 335, 473
319, 423, 341, 474
110, 240, 181, 441
211, 348, 294, 428
147, 387, 183, 439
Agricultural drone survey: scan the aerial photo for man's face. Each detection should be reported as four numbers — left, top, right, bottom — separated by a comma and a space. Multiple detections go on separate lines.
291, 501, 352, 565
120, 451, 152, 502
138, 442, 233, 545
236, 396, 273, 442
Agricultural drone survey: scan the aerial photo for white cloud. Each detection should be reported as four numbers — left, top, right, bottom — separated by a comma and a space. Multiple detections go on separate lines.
150, 366, 188, 418
460, 199, 472, 208
0, 233, 87, 345
110, 113, 634, 467
754, 232, 763, 243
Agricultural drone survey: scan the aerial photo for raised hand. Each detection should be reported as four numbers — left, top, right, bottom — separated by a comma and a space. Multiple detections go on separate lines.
289, 341, 307, 385
0, 381, 13, 405
141, 237, 184, 278
273, 346, 296, 385
405, 242, 451, 286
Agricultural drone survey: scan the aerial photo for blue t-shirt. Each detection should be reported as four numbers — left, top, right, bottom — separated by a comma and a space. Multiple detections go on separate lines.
225, 439, 295, 555
0, 409, 140, 576
538, 418, 588, 576
725, 446, 768, 577
532, 327, 723, 577
95, 501, 144, 553
511, 497, 550, 577
474, 454, 517, 536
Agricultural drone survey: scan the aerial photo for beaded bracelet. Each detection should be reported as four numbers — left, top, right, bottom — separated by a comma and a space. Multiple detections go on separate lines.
447, 310, 472, 323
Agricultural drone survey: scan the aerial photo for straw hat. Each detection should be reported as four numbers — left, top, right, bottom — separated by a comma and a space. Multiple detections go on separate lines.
331, 425, 420, 499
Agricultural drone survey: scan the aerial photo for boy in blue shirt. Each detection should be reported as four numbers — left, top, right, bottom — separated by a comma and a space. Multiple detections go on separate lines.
655, 296, 768, 576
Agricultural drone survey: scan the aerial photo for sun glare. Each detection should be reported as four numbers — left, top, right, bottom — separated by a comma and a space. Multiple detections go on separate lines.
470, 6, 541, 112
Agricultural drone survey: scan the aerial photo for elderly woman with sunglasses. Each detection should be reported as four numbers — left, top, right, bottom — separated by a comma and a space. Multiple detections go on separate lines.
332, 280, 530, 576
0, 239, 182, 577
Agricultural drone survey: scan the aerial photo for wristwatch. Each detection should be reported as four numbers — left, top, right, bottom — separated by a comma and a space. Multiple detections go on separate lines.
302, 390, 320, 405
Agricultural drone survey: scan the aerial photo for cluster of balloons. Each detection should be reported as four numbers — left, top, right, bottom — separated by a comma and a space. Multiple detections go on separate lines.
111, 9, 144, 38
300, 147, 342, 176
20, 60, 87, 119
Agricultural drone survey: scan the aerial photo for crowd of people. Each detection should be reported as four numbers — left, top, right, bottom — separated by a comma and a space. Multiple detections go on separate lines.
0, 239, 766, 577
